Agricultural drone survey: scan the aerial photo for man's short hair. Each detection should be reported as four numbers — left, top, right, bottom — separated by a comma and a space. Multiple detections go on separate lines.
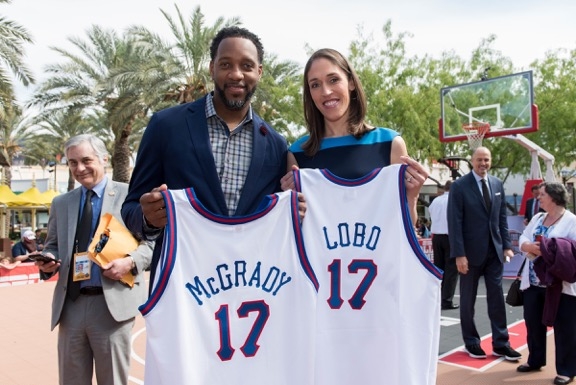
210, 26, 264, 64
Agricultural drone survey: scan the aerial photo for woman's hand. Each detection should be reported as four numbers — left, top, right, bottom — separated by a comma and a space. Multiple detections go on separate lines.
281, 165, 299, 191
400, 155, 429, 224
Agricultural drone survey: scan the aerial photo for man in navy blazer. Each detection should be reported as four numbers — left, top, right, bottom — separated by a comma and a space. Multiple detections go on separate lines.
448, 146, 521, 361
524, 184, 544, 225
121, 27, 290, 285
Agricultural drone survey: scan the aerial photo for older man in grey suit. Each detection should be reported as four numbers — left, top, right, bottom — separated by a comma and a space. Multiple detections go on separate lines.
37, 134, 152, 385
448, 146, 521, 362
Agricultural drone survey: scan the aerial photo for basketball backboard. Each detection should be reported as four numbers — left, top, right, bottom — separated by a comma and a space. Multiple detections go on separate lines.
439, 70, 538, 143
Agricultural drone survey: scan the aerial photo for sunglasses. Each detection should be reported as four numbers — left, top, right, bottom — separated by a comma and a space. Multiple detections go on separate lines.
94, 233, 109, 253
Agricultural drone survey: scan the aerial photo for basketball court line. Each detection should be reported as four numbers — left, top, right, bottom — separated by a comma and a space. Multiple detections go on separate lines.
131, 326, 146, 365
438, 320, 541, 372
128, 320, 147, 384
440, 315, 460, 327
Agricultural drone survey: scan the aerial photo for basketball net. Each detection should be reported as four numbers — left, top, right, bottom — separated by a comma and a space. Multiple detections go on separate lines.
462, 121, 490, 150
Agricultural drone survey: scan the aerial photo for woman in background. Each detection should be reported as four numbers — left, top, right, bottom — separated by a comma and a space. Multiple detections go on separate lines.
518, 182, 576, 385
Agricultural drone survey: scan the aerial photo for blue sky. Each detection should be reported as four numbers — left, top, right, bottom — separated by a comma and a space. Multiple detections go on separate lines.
4, 0, 576, 102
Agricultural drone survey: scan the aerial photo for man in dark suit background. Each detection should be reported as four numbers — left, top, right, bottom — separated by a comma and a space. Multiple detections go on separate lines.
448, 146, 521, 361
524, 184, 544, 225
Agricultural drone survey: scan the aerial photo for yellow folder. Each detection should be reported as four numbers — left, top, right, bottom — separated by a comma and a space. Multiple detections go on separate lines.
88, 213, 138, 287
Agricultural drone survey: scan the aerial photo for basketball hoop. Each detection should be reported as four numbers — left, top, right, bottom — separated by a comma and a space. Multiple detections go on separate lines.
462, 121, 490, 150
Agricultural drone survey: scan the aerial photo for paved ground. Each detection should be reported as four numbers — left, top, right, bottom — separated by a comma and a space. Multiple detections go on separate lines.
438, 277, 524, 356
0, 275, 562, 385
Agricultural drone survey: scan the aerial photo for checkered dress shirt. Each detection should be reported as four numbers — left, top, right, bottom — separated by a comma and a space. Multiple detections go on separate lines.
206, 93, 253, 215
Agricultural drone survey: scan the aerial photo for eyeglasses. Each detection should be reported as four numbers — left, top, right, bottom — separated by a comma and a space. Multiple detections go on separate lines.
95, 233, 109, 253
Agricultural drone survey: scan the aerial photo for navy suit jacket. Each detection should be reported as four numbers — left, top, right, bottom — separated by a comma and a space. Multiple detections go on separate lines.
524, 197, 543, 221
121, 96, 288, 279
447, 172, 512, 266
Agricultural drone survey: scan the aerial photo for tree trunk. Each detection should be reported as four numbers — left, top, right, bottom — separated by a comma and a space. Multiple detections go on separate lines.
2, 166, 12, 238
67, 168, 75, 192
3, 166, 12, 186
111, 122, 133, 184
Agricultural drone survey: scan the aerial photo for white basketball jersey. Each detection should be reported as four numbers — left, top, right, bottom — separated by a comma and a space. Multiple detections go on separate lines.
140, 189, 318, 385
294, 164, 442, 385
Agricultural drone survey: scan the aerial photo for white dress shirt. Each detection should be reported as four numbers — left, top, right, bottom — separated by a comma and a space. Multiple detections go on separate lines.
429, 192, 449, 235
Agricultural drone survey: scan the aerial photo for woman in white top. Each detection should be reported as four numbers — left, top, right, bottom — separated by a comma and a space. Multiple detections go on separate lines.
518, 182, 576, 385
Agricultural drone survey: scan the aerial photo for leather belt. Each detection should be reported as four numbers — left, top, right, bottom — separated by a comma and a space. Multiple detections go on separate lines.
80, 286, 103, 295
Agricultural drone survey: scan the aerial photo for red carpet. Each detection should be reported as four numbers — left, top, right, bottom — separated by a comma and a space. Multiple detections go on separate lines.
438, 320, 532, 371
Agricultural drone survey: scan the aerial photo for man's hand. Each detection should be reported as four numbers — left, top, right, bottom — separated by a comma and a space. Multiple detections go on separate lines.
101, 257, 133, 281
297, 192, 306, 222
35, 252, 60, 274
456, 256, 469, 275
141, 184, 168, 228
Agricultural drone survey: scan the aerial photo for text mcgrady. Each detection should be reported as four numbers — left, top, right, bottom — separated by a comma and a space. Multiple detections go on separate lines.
185, 261, 292, 305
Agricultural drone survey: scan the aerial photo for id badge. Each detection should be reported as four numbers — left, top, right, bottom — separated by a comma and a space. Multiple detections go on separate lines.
72, 252, 91, 281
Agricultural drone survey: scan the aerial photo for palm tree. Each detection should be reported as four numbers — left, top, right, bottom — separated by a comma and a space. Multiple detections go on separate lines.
122, 4, 240, 106
121, 5, 303, 139
27, 107, 102, 190
0, 0, 35, 88
0, 0, 35, 131
253, 53, 303, 141
0, 106, 36, 185
27, 26, 153, 183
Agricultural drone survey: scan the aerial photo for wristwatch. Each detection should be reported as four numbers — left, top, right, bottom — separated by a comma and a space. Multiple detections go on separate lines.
127, 255, 138, 276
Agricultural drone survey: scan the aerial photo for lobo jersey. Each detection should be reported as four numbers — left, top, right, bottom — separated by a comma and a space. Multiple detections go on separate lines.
140, 189, 318, 385
294, 164, 442, 385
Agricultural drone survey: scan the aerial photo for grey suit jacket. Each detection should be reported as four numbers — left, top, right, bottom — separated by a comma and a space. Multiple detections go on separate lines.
43, 180, 153, 330
447, 172, 512, 266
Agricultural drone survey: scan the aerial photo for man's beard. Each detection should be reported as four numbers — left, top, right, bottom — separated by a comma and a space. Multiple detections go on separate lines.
215, 84, 257, 111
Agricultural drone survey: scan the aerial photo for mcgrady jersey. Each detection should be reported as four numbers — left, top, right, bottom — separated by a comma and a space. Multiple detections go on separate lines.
140, 189, 318, 385
294, 164, 442, 385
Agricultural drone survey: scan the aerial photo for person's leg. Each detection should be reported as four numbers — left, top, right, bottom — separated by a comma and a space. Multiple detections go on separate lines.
522, 285, 547, 368
440, 236, 458, 306
86, 295, 134, 385
58, 298, 94, 385
432, 236, 445, 272
432, 236, 448, 304
482, 248, 510, 348
553, 294, 576, 378
459, 265, 481, 346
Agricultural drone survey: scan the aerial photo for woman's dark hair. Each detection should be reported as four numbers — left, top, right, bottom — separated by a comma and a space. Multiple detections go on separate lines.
539, 182, 569, 207
302, 48, 369, 156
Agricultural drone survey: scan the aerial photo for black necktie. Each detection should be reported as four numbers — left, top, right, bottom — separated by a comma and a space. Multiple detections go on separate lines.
68, 190, 94, 301
481, 179, 491, 212
534, 199, 539, 214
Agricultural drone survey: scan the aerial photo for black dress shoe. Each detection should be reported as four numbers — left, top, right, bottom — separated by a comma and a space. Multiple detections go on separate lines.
554, 376, 574, 385
441, 303, 459, 310
516, 364, 541, 372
